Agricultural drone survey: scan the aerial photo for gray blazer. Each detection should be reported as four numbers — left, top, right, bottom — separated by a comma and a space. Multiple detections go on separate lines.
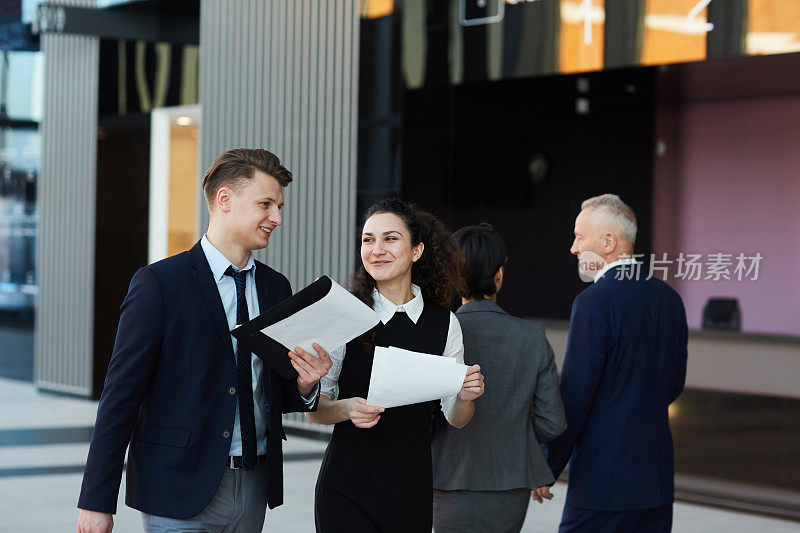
431, 300, 567, 491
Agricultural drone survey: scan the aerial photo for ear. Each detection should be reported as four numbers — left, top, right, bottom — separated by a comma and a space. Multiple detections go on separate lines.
601, 232, 617, 254
411, 242, 425, 263
216, 186, 233, 213
494, 265, 504, 293
495, 265, 504, 284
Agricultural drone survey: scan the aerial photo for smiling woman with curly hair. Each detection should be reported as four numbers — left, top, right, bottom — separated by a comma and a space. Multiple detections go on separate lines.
305, 197, 486, 532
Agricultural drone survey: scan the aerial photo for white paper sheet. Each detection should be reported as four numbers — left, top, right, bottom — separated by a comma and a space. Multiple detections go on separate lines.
261, 279, 380, 356
366, 346, 468, 408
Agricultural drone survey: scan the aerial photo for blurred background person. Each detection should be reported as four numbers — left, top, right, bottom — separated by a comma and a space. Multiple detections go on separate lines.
431, 223, 567, 533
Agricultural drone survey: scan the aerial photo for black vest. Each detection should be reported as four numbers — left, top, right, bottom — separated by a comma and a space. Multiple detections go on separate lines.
315, 301, 450, 532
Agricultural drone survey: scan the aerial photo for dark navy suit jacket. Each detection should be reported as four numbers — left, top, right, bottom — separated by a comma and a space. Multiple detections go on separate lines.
544, 264, 688, 511
78, 241, 316, 518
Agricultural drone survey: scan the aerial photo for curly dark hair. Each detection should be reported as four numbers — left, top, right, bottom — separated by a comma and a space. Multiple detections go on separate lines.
350, 197, 464, 309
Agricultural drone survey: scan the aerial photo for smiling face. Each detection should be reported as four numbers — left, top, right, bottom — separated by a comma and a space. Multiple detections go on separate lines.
221, 170, 284, 251
360, 212, 423, 285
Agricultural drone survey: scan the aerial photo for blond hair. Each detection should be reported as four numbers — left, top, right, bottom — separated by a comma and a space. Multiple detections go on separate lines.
201, 148, 293, 207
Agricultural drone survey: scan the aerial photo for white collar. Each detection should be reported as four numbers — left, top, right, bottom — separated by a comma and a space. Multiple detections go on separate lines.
372, 283, 424, 324
594, 257, 639, 283
200, 234, 255, 282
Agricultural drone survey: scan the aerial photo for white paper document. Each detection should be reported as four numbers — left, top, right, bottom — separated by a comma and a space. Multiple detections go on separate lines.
366, 346, 468, 408
261, 279, 380, 357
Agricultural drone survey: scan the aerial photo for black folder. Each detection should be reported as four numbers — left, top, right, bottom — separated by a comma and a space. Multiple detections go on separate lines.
232, 275, 334, 380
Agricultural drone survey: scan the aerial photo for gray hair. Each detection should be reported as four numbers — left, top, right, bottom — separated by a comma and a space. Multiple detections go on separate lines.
581, 194, 637, 246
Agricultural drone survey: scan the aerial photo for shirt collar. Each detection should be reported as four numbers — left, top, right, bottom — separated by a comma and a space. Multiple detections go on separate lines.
594, 257, 639, 283
456, 299, 507, 315
200, 234, 255, 282
372, 283, 424, 324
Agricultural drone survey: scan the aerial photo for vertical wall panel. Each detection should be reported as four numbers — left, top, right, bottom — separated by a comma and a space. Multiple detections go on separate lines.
35, 0, 100, 395
199, 0, 360, 291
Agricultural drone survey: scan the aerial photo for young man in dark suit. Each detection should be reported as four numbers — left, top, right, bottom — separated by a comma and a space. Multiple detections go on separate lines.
78, 148, 332, 532
541, 194, 688, 532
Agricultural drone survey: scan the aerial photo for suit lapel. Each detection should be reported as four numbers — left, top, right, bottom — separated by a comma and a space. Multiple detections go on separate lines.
188, 242, 235, 360
255, 262, 274, 412
254, 262, 270, 320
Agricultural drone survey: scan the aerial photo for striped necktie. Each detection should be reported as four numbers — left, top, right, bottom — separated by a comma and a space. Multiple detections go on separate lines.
225, 266, 257, 469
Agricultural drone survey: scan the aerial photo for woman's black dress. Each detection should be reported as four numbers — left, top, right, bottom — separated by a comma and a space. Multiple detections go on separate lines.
315, 301, 450, 533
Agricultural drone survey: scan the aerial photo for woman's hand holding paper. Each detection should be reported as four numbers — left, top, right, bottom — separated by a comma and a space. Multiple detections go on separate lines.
289, 343, 333, 397
457, 364, 485, 401
346, 397, 384, 428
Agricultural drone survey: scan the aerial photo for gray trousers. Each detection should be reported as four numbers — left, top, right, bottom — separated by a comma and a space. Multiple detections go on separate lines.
141, 461, 268, 532
433, 488, 531, 533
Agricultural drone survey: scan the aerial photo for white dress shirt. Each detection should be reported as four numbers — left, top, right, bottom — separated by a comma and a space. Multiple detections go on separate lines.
321, 283, 465, 424
594, 257, 640, 282
200, 236, 318, 457
200, 235, 268, 456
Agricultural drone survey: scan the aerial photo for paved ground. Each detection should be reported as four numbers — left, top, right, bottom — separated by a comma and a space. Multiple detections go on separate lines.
0, 377, 798, 532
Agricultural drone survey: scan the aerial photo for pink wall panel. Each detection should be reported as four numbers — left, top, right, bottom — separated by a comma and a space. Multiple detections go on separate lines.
662, 96, 800, 335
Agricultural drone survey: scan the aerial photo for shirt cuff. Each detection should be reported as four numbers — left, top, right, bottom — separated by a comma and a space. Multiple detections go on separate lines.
441, 393, 460, 425
301, 383, 320, 406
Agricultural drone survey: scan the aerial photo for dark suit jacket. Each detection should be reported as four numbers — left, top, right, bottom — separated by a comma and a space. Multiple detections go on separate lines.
544, 264, 688, 511
78, 241, 316, 519
432, 300, 566, 491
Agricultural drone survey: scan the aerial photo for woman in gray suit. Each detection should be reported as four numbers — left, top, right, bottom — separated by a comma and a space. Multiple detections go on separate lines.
431, 223, 567, 533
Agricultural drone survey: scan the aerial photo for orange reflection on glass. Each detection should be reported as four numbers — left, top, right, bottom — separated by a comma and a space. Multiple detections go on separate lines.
560, 0, 605, 74
642, 0, 707, 66
747, 0, 800, 55
360, 0, 394, 19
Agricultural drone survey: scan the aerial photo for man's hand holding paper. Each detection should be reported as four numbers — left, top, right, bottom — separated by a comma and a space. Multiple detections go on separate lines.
288, 343, 334, 397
